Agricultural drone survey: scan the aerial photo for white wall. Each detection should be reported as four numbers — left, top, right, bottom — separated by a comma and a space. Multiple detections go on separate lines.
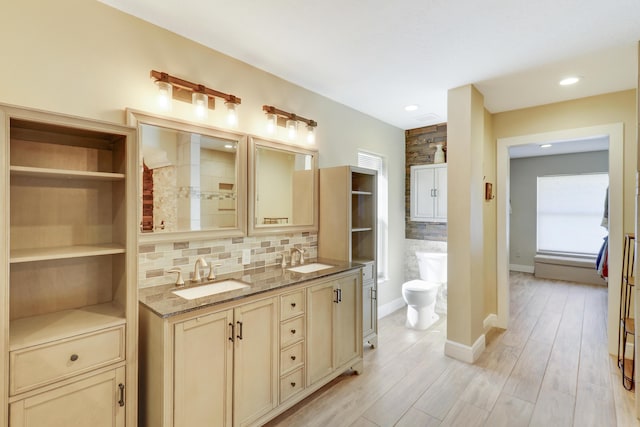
0, 0, 406, 306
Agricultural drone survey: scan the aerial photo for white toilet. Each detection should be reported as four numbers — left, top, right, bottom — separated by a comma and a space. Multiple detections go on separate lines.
402, 252, 447, 330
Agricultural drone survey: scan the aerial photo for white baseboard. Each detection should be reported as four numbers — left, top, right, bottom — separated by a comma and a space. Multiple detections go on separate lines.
378, 297, 405, 319
483, 314, 498, 332
510, 264, 534, 273
444, 334, 486, 363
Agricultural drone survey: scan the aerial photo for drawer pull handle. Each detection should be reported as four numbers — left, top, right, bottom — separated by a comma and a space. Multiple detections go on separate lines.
118, 383, 125, 407
290, 382, 296, 387
70, 354, 79, 362
290, 329, 296, 334
237, 321, 243, 340
291, 302, 296, 308
290, 355, 296, 361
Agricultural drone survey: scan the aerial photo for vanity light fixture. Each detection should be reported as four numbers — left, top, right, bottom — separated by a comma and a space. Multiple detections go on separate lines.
150, 70, 241, 122
262, 105, 318, 144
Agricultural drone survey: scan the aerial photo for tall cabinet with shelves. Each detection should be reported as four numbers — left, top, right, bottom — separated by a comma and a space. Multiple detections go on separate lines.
0, 105, 137, 427
318, 166, 378, 347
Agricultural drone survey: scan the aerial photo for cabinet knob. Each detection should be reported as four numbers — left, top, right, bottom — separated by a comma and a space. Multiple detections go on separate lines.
290, 355, 296, 361
291, 302, 296, 308
290, 329, 296, 334
290, 382, 296, 387
70, 354, 79, 362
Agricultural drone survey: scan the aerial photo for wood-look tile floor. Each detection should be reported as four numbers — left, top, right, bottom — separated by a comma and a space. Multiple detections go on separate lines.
266, 272, 639, 427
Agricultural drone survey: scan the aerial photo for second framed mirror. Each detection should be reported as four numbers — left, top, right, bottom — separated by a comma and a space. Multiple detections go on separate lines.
248, 137, 318, 235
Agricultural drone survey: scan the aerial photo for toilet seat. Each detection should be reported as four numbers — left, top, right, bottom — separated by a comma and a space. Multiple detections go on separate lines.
402, 279, 440, 292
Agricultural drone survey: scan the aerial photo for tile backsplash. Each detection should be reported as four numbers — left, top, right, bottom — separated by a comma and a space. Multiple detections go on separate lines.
139, 232, 317, 288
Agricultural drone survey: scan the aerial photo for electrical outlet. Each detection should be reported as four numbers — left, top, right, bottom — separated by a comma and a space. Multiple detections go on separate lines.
242, 249, 251, 265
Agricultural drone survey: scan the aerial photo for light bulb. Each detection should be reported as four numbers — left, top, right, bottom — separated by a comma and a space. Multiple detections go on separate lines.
286, 119, 298, 140
192, 92, 208, 119
266, 113, 277, 134
225, 101, 238, 127
156, 81, 172, 112
306, 125, 316, 144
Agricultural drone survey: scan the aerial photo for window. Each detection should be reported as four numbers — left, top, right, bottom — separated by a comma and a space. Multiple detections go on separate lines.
536, 173, 608, 255
358, 151, 388, 280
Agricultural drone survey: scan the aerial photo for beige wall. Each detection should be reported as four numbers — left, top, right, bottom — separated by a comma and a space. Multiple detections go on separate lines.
446, 85, 486, 349
493, 90, 637, 235
483, 109, 497, 317
1, 0, 406, 306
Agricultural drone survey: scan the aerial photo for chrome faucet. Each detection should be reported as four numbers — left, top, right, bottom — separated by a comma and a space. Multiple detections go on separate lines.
192, 257, 208, 282
291, 247, 305, 265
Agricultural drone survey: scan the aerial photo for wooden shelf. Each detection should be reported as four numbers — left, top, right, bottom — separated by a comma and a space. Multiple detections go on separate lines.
10, 165, 125, 181
10, 244, 125, 263
9, 302, 125, 351
622, 317, 635, 335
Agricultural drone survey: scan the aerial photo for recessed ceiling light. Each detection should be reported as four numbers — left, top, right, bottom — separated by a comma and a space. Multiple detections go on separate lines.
559, 76, 581, 86
224, 144, 234, 149
540, 143, 552, 149
404, 104, 419, 111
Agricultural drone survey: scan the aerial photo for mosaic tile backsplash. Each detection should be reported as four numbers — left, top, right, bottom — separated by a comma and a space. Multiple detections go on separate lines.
138, 232, 318, 288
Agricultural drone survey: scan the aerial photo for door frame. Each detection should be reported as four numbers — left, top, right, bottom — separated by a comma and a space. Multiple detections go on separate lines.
496, 123, 623, 356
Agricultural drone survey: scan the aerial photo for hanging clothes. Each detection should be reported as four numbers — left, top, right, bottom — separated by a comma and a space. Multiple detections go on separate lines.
596, 236, 608, 279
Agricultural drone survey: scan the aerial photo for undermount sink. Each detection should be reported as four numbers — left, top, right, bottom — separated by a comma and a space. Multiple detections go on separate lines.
172, 280, 249, 300
287, 263, 334, 274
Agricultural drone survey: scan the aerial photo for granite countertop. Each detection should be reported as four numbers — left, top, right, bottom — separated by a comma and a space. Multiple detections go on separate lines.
139, 259, 363, 318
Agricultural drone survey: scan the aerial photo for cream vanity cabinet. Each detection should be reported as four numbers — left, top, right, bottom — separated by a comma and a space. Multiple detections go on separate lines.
410, 163, 447, 222
0, 105, 137, 427
139, 269, 362, 427
307, 273, 362, 385
140, 297, 278, 427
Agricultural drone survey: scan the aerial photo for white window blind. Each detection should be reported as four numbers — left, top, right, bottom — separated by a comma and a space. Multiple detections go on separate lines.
358, 151, 388, 280
536, 173, 608, 255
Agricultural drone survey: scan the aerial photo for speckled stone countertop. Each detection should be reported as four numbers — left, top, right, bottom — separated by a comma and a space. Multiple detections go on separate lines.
139, 259, 362, 318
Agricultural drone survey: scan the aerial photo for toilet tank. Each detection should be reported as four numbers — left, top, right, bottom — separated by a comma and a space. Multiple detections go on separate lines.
415, 252, 447, 283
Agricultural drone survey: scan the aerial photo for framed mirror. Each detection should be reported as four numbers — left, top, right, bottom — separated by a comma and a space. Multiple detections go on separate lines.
128, 110, 247, 242
248, 137, 318, 235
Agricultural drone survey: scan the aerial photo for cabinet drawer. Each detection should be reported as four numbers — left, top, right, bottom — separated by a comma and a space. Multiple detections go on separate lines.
280, 368, 304, 403
280, 341, 304, 374
10, 326, 125, 395
361, 262, 375, 283
280, 317, 304, 348
280, 290, 305, 320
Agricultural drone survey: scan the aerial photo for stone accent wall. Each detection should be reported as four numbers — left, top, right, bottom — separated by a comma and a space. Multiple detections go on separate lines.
139, 232, 317, 288
405, 124, 448, 241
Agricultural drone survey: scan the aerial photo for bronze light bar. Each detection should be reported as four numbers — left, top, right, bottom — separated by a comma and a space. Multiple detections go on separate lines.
262, 105, 317, 127
151, 70, 241, 108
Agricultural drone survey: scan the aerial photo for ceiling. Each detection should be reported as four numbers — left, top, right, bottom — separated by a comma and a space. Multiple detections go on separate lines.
100, 0, 640, 130
509, 136, 609, 159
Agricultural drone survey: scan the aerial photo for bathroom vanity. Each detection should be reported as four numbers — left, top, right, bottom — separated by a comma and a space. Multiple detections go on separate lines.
138, 262, 363, 427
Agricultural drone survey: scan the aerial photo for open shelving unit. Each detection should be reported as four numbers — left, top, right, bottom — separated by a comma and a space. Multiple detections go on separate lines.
319, 166, 378, 347
1, 106, 137, 426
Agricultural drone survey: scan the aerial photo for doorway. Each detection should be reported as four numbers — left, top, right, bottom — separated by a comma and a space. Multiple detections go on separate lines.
496, 123, 624, 355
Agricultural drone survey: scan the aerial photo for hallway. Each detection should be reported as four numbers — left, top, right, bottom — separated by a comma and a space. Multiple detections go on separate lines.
267, 272, 638, 426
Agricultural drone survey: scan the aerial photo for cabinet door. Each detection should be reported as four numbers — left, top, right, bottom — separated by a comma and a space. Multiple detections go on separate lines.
335, 274, 362, 367
174, 310, 233, 427
233, 297, 278, 427
434, 166, 447, 221
307, 281, 336, 385
410, 166, 435, 221
362, 281, 375, 341
9, 367, 125, 427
